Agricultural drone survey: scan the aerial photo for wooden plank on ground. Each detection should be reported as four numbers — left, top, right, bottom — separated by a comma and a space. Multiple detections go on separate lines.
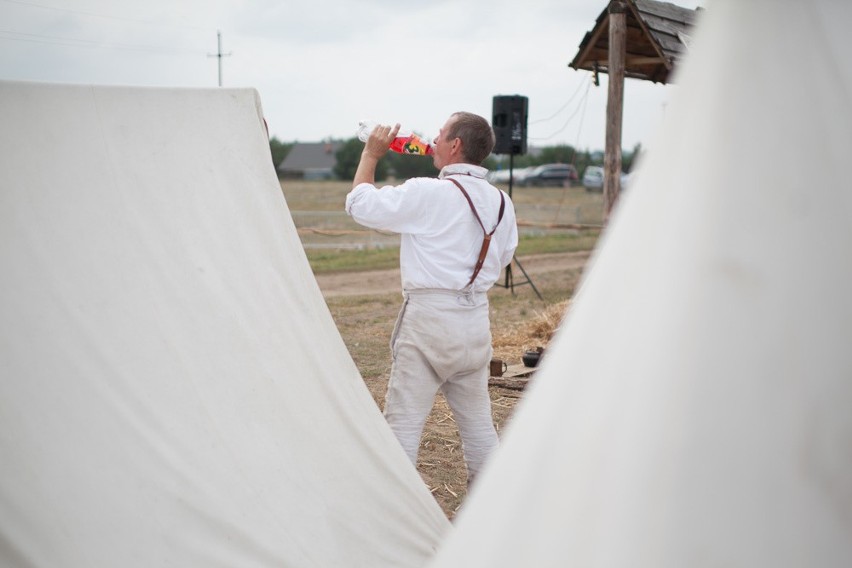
489, 364, 537, 391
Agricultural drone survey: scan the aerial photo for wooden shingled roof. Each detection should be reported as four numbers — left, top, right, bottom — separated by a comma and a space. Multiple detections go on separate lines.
570, 0, 702, 84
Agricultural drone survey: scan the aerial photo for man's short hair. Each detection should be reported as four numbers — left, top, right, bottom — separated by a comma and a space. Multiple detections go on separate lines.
447, 112, 495, 165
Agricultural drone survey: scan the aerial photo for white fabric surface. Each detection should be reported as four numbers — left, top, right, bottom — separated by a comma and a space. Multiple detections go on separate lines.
345, 163, 517, 292
0, 81, 449, 567
429, 1, 852, 567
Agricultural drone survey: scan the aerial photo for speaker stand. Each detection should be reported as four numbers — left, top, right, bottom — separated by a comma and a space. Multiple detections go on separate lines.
493, 153, 544, 301
497, 256, 543, 300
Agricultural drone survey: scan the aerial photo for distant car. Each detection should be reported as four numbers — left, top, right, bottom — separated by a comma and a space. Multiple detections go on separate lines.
486, 167, 532, 186
512, 166, 534, 185
520, 164, 578, 187
583, 166, 630, 192
487, 169, 512, 184
582, 166, 604, 191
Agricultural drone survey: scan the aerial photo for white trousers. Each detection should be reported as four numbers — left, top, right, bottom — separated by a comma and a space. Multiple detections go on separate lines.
384, 289, 499, 481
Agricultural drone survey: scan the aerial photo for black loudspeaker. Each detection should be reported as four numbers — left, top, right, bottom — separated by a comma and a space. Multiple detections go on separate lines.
492, 95, 528, 155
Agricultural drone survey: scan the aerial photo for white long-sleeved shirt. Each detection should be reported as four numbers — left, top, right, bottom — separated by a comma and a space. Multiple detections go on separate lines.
345, 163, 518, 293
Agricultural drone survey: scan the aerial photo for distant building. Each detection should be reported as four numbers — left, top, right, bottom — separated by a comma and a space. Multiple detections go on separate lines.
277, 141, 341, 180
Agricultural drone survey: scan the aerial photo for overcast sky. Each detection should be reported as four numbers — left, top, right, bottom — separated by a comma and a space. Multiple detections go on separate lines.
1, 0, 703, 152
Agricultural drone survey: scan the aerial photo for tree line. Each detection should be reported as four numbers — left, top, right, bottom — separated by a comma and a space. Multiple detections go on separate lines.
269, 136, 641, 181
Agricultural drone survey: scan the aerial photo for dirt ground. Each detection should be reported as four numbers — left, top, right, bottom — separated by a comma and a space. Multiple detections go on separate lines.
318, 250, 591, 518
315, 250, 591, 297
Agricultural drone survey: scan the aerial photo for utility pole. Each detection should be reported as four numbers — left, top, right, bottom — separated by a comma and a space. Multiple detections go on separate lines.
207, 30, 232, 87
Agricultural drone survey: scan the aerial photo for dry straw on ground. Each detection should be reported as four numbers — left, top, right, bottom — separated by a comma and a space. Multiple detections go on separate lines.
491, 299, 570, 363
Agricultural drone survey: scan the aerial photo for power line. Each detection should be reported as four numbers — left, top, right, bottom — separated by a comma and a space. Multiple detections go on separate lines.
529, 75, 591, 125
528, 77, 593, 142
0, 0, 210, 32
572, 78, 591, 150
0, 28, 207, 54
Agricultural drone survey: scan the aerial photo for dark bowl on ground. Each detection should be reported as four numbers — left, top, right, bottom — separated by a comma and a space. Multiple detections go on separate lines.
522, 350, 541, 368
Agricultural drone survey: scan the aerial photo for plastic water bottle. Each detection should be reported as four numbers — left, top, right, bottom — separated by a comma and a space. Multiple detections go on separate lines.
357, 120, 434, 156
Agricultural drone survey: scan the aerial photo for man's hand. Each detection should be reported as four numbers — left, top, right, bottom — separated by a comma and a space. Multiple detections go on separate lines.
353, 123, 400, 188
363, 123, 400, 160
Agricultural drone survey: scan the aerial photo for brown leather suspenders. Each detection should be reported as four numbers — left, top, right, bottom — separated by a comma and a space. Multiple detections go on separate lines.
447, 177, 506, 288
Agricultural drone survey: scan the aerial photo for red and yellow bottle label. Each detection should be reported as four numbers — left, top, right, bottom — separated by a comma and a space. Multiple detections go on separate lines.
389, 134, 433, 156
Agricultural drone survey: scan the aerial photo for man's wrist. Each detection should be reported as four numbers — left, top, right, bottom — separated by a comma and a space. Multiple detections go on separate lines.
361, 149, 382, 162
353, 152, 380, 187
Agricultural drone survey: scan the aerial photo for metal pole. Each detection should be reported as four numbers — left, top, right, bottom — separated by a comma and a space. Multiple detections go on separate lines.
207, 30, 232, 87
496, 152, 543, 301
217, 31, 223, 87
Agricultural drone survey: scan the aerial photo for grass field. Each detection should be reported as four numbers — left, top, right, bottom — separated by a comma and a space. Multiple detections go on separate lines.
280, 179, 605, 264
280, 179, 605, 218
304, 232, 601, 273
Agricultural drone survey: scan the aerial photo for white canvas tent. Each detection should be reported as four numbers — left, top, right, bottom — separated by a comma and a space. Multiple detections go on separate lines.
429, 0, 852, 566
0, 81, 449, 567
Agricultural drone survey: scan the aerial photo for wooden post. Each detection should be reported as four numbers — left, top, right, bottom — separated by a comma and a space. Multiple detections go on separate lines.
604, 1, 627, 222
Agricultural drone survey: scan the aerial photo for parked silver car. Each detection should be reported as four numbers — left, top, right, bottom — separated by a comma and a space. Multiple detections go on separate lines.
487, 167, 534, 185
520, 164, 578, 187
583, 166, 630, 192
582, 166, 604, 191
